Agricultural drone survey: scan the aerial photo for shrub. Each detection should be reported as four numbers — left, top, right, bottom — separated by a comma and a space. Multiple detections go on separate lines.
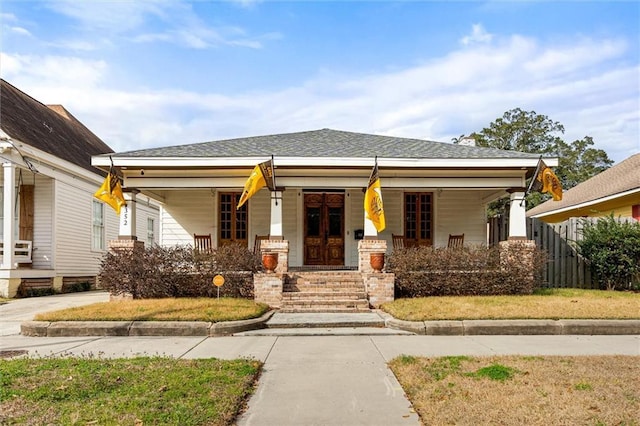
387, 244, 547, 297
61, 281, 93, 293
576, 215, 640, 290
16, 286, 54, 298
98, 243, 262, 299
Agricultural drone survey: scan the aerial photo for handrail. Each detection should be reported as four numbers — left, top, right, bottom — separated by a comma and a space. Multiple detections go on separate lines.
0, 240, 33, 263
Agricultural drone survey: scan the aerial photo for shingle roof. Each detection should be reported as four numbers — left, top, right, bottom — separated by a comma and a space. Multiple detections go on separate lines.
113, 128, 542, 160
0, 79, 113, 174
527, 153, 640, 216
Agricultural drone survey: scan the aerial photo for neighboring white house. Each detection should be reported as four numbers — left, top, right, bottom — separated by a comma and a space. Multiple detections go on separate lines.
92, 128, 556, 267
0, 79, 159, 298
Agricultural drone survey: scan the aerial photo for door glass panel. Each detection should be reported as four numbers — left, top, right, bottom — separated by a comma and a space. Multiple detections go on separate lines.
405, 194, 417, 239
220, 194, 232, 239
307, 207, 321, 236
235, 203, 247, 240
420, 194, 432, 240
328, 207, 342, 236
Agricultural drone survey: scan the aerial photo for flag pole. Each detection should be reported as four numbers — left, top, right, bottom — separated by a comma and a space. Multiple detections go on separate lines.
520, 155, 543, 207
271, 154, 277, 206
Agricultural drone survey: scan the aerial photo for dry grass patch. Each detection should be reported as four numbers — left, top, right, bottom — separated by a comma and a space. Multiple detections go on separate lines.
382, 289, 640, 321
390, 355, 640, 426
34, 298, 269, 322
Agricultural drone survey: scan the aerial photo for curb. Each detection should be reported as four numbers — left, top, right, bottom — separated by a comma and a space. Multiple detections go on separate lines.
20, 310, 275, 337
383, 317, 640, 336
20, 314, 640, 337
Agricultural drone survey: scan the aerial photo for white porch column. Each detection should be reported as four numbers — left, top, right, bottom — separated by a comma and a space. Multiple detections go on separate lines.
2, 163, 15, 269
269, 191, 283, 237
118, 189, 138, 239
363, 212, 378, 238
507, 189, 527, 239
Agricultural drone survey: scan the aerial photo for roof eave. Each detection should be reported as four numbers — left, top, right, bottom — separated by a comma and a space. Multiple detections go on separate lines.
528, 187, 640, 218
92, 155, 557, 170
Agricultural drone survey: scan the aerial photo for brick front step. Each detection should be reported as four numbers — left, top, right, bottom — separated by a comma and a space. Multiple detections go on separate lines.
284, 283, 364, 290
282, 271, 369, 313
283, 292, 366, 300
280, 298, 370, 313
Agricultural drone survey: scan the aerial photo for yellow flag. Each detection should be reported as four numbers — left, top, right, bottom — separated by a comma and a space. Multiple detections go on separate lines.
531, 160, 563, 201
93, 173, 126, 214
364, 161, 386, 232
541, 167, 563, 201
237, 163, 267, 209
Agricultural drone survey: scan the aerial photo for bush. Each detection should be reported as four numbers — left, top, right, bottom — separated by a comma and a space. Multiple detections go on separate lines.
98, 243, 262, 299
61, 281, 93, 293
16, 286, 54, 298
388, 244, 547, 297
576, 215, 640, 290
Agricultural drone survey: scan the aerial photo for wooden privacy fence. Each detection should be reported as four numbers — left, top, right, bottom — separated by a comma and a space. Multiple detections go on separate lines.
488, 216, 633, 289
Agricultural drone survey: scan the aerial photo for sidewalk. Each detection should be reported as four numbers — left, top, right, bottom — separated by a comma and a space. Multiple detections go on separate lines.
1, 292, 639, 426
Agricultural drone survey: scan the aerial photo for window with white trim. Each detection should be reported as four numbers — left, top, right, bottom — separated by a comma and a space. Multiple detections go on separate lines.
147, 217, 155, 246
92, 200, 105, 250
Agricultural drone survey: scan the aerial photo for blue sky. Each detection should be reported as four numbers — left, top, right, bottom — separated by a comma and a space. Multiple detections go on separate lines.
1, 0, 638, 163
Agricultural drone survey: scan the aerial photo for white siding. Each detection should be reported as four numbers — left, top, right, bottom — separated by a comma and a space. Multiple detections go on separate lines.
160, 190, 215, 247
32, 174, 53, 269
249, 190, 270, 243
282, 190, 298, 266
434, 190, 487, 247
134, 199, 160, 246
54, 179, 118, 276
346, 189, 363, 265
345, 189, 403, 259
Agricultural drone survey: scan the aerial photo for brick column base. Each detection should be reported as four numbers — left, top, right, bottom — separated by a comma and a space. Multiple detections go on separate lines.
499, 239, 537, 288
363, 272, 395, 307
261, 239, 289, 273
108, 239, 145, 252
358, 239, 388, 273
254, 273, 284, 308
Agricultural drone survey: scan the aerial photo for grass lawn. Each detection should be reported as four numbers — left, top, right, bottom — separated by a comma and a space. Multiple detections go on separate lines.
389, 355, 640, 426
34, 298, 270, 322
0, 356, 261, 425
381, 289, 640, 321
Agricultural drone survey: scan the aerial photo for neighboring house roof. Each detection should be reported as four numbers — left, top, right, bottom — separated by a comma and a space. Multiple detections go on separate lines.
527, 153, 640, 219
112, 128, 543, 160
0, 79, 113, 174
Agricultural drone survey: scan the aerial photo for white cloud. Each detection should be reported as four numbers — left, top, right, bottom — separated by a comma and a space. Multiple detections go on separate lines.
44, 0, 277, 50
460, 24, 493, 46
44, 0, 167, 33
1, 12, 18, 22
2, 32, 637, 163
1, 53, 108, 88
9, 26, 32, 37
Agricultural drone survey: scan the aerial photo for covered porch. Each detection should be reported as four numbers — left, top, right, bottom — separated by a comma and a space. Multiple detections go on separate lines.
92, 129, 551, 309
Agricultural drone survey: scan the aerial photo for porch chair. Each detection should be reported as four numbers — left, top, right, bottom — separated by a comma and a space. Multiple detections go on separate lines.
193, 233, 212, 254
253, 234, 270, 254
392, 234, 405, 250
447, 234, 464, 249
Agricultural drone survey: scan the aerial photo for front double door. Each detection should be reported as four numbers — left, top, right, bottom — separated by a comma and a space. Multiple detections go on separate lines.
304, 193, 344, 265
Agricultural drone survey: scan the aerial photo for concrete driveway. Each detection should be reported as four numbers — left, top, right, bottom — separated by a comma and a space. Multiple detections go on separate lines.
0, 290, 110, 336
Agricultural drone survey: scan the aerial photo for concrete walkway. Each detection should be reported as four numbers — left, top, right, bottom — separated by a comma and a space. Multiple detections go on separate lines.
1, 292, 639, 426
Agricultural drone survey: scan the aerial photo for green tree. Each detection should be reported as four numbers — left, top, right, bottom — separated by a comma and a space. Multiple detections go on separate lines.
474, 108, 564, 153
473, 108, 612, 215
555, 136, 613, 189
